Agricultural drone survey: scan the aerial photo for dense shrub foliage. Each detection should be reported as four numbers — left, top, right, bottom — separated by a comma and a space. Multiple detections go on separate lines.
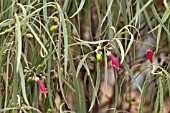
0, 0, 170, 113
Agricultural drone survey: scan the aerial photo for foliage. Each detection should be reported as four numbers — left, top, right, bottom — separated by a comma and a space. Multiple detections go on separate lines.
0, 0, 170, 113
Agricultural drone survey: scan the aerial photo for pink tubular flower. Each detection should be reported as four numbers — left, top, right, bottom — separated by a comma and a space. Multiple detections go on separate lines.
107, 52, 120, 70
36, 78, 47, 94
146, 49, 153, 63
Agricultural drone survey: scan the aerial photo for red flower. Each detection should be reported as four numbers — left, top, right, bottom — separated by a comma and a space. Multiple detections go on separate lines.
107, 52, 120, 70
146, 49, 153, 63
36, 78, 47, 94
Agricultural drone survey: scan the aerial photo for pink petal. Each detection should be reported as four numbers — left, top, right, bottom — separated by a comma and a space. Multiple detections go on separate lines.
146, 49, 153, 63
37, 79, 47, 94
109, 54, 120, 70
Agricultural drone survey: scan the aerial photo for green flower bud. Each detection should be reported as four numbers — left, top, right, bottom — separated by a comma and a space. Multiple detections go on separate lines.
24, 107, 33, 111
10, 110, 14, 113
27, 77, 32, 83
24, 69, 29, 73
37, 64, 42, 68
89, 56, 97, 62
60, 67, 64, 72
107, 47, 113, 50
4, 29, 10, 33
11, 102, 15, 107
96, 53, 102, 61
53, 17, 59, 24
46, 108, 52, 112
55, 74, 59, 79
158, 71, 164, 76
26, 33, 33, 39
50, 25, 57, 32
42, 76, 46, 81
21, 22, 25, 26
20, 100, 24, 104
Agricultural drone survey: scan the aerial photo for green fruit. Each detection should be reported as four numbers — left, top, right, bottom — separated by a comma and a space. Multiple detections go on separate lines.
27, 77, 32, 83
37, 64, 42, 68
96, 53, 102, 61
50, 25, 57, 32
60, 67, 64, 72
21, 22, 25, 26
21, 100, 24, 104
4, 29, 10, 33
24, 107, 33, 111
47, 108, 52, 112
26, 33, 33, 39
55, 74, 59, 79
89, 56, 97, 62
159, 71, 163, 76
53, 17, 59, 23
10, 110, 14, 113
11, 102, 15, 107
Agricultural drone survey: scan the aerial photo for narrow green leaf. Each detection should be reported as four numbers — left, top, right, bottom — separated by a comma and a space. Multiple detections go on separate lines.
89, 62, 100, 111
123, 61, 142, 92
100, 0, 113, 27
130, 0, 153, 24
70, 0, 86, 18
153, 89, 159, 113
103, 48, 108, 97
159, 77, 164, 113
113, 70, 118, 113
47, 43, 54, 110
156, 8, 170, 53
151, 3, 170, 42
0, 19, 14, 27
139, 78, 150, 113
17, 3, 27, 34
68, 49, 86, 112
156, 26, 162, 53
125, 33, 134, 56
27, 24, 48, 57
15, 13, 22, 73
57, 3, 68, 75
74, 37, 110, 45
76, 54, 89, 78
115, 38, 124, 63
19, 62, 29, 106
61, 76, 75, 92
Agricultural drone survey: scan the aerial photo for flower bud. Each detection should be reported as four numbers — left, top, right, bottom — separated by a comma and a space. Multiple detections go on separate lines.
89, 56, 97, 62
46, 108, 52, 112
11, 102, 15, 107
158, 71, 163, 76
10, 110, 14, 113
53, 17, 59, 24
24, 69, 29, 73
24, 107, 33, 111
50, 25, 57, 32
21, 22, 25, 26
107, 51, 120, 70
26, 33, 33, 39
20, 100, 24, 105
55, 74, 59, 79
36, 77, 47, 94
146, 49, 153, 63
4, 29, 10, 33
37, 64, 42, 68
27, 77, 32, 83
96, 53, 102, 61
60, 67, 64, 72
